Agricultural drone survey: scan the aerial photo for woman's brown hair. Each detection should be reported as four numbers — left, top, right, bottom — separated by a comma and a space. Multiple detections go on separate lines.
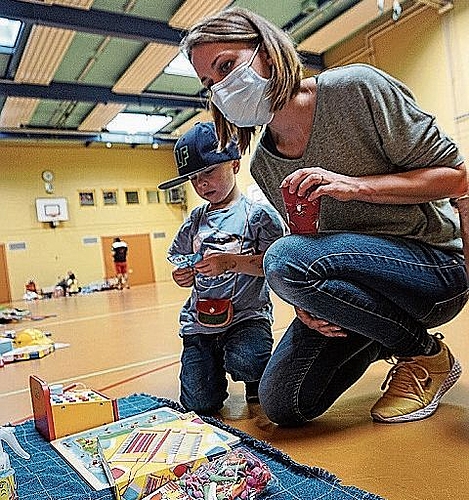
181, 7, 303, 154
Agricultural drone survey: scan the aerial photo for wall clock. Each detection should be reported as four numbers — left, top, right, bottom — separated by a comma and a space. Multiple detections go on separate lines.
42, 170, 54, 182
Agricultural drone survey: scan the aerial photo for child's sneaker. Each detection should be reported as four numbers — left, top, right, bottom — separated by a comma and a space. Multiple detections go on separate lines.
371, 336, 462, 423
245, 381, 260, 404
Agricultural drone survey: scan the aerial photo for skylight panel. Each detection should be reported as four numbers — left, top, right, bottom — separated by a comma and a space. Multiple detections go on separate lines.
164, 53, 198, 78
106, 113, 172, 134
0, 18, 22, 48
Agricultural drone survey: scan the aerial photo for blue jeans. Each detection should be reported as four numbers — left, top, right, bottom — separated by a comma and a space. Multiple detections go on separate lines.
180, 318, 273, 415
260, 233, 468, 425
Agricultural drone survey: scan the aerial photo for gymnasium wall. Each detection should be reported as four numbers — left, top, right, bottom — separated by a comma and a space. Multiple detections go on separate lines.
1, 1, 468, 302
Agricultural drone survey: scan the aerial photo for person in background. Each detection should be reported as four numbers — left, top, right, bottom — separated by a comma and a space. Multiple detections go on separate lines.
111, 237, 129, 290
159, 121, 285, 415
23, 279, 40, 300
66, 271, 80, 295
56, 275, 68, 296
181, 7, 468, 425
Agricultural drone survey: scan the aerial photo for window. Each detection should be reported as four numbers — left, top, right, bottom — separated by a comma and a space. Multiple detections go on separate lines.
125, 190, 139, 204
103, 190, 118, 205
79, 191, 95, 206
146, 190, 160, 204
0, 18, 22, 52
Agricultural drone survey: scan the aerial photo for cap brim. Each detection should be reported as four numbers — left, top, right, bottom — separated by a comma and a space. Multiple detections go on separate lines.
158, 164, 217, 190
158, 176, 189, 190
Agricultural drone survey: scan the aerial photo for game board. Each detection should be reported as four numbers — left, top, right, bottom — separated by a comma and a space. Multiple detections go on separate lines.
51, 406, 239, 491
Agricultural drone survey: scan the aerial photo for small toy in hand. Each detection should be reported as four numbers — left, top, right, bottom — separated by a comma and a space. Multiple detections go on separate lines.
177, 447, 272, 499
168, 253, 203, 269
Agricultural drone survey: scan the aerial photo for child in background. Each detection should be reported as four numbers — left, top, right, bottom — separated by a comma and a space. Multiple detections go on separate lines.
111, 237, 129, 289
23, 279, 40, 300
66, 272, 80, 295
159, 122, 285, 415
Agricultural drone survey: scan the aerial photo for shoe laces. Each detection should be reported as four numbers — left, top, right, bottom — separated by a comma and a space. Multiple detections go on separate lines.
381, 358, 431, 399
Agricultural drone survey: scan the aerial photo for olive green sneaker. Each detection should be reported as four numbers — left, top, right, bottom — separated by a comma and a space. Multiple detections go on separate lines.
371, 337, 462, 423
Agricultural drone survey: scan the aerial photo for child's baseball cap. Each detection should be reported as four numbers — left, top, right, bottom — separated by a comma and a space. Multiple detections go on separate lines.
158, 122, 240, 190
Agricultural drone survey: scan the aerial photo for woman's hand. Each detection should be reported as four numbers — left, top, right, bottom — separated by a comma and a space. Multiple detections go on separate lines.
281, 163, 468, 205
172, 267, 195, 287
295, 307, 347, 337
281, 167, 359, 202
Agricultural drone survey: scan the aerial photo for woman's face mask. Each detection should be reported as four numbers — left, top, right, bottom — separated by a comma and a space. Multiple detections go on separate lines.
210, 45, 273, 128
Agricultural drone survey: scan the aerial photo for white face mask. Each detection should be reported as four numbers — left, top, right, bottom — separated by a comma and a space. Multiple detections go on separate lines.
210, 45, 273, 128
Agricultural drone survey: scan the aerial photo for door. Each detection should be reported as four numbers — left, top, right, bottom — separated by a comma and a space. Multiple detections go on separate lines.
102, 234, 155, 286
0, 244, 12, 304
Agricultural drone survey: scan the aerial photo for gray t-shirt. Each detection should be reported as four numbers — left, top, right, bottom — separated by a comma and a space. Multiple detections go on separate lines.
251, 64, 464, 253
168, 195, 286, 335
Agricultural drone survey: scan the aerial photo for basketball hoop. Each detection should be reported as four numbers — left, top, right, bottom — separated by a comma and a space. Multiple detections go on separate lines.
45, 205, 59, 218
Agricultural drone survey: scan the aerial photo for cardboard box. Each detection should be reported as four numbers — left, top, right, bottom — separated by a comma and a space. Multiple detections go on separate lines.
98, 416, 239, 500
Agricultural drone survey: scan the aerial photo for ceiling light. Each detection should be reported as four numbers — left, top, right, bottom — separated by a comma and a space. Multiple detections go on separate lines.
106, 113, 172, 135
0, 18, 22, 48
164, 53, 198, 78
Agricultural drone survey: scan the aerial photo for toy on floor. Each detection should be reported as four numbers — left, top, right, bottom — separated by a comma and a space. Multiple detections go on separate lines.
29, 375, 118, 441
0, 426, 30, 500
1, 329, 55, 364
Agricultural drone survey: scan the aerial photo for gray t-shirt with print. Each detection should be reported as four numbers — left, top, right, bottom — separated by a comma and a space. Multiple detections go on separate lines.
168, 194, 286, 335
251, 64, 464, 253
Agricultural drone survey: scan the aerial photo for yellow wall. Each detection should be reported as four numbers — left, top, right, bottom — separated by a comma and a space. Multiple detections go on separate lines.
1, 143, 184, 300
1, 2, 468, 301
325, 1, 469, 157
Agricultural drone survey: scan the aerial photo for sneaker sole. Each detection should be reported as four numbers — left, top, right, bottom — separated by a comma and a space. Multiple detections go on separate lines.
372, 358, 462, 423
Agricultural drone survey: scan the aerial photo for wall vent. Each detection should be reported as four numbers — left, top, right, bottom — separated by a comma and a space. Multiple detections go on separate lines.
83, 236, 98, 245
8, 242, 26, 251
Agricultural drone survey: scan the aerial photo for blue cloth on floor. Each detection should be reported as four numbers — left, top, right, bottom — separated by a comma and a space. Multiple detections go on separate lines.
10, 393, 385, 499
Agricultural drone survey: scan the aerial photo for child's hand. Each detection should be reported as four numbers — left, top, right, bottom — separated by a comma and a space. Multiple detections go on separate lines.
194, 253, 236, 277
172, 267, 195, 287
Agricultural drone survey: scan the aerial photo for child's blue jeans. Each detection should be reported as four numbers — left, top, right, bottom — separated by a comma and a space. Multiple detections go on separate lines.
260, 233, 468, 426
179, 318, 273, 414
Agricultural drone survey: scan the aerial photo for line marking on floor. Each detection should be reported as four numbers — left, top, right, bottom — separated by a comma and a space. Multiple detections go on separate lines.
33, 301, 183, 327
0, 353, 180, 398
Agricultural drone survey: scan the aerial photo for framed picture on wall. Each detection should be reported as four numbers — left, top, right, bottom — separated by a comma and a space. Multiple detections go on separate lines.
103, 190, 118, 205
79, 191, 95, 206
125, 190, 139, 204
146, 189, 160, 204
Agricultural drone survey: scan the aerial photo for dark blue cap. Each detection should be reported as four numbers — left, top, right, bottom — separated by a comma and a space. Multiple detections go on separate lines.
158, 122, 240, 190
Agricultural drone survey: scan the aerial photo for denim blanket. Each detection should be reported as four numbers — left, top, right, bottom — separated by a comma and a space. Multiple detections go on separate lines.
10, 393, 385, 500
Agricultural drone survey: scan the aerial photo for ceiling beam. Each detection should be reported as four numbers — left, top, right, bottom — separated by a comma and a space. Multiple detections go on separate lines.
0, 80, 208, 109
0, 129, 178, 144
0, 0, 184, 45
0, 0, 324, 70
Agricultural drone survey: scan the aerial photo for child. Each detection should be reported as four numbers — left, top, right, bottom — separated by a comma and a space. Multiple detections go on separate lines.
111, 237, 129, 289
159, 122, 285, 416
66, 271, 80, 295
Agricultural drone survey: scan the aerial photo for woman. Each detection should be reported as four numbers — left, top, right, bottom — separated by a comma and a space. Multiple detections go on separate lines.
181, 7, 468, 426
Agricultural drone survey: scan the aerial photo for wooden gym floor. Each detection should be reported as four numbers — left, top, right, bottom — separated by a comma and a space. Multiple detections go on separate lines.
1, 282, 468, 500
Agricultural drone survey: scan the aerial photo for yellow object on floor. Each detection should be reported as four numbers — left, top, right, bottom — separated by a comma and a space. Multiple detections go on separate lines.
14, 328, 54, 348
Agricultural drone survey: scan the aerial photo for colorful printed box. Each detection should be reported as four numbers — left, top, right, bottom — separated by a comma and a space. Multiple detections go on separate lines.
98, 416, 239, 500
